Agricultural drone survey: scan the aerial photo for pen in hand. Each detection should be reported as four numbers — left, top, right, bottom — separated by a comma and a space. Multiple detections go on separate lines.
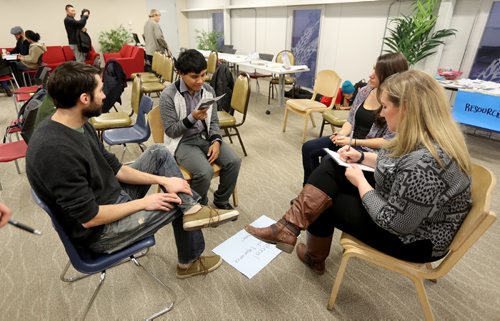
347, 131, 354, 151
8, 219, 42, 235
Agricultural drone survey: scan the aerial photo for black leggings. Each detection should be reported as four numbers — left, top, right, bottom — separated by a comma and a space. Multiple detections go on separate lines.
306, 158, 441, 263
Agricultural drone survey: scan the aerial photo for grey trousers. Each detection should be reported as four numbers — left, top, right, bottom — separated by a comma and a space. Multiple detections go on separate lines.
175, 134, 241, 206
70, 44, 86, 63
89, 144, 205, 264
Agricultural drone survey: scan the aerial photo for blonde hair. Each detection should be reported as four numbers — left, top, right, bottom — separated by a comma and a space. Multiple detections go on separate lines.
149, 9, 160, 17
380, 69, 471, 174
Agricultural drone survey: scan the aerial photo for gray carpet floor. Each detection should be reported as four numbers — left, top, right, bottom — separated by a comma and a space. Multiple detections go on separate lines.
0, 79, 499, 321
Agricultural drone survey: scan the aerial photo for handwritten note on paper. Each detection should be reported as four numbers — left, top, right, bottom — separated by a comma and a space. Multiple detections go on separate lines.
212, 215, 282, 279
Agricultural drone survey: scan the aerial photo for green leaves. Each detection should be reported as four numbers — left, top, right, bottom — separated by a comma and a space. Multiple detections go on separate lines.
195, 29, 222, 51
383, 0, 456, 66
98, 25, 132, 53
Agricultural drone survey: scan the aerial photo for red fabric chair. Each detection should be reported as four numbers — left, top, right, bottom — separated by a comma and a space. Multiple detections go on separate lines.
42, 46, 66, 71
0, 140, 28, 174
62, 45, 75, 61
62, 46, 99, 66
0, 140, 28, 190
104, 45, 144, 79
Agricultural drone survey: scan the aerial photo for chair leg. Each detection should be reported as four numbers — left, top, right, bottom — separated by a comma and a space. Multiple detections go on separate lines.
268, 83, 272, 105
309, 112, 316, 128
224, 128, 233, 144
233, 127, 247, 156
80, 271, 106, 321
319, 120, 326, 137
302, 114, 309, 143
232, 184, 238, 207
120, 144, 127, 162
131, 257, 176, 320
327, 252, 352, 310
412, 277, 435, 321
14, 159, 22, 174
282, 107, 289, 132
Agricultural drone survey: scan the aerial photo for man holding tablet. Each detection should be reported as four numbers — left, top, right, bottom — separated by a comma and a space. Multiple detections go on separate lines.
159, 49, 241, 210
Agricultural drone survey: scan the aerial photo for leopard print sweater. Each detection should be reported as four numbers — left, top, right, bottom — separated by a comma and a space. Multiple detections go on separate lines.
362, 147, 471, 257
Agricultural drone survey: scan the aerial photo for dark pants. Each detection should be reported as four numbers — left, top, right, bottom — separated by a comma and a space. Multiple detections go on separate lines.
301, 136, 337, 185
145, 54, 153, 72
306, 158, 439, 263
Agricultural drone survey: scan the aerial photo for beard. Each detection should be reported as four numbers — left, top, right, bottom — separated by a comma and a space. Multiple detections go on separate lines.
82, 100, 103, 118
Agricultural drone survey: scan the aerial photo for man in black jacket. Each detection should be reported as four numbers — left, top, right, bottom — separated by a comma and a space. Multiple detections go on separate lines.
64, 4, 89, 63
9, 26, 29, 55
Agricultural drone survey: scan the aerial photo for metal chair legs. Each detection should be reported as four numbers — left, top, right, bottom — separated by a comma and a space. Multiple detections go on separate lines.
59, 249, 175, 320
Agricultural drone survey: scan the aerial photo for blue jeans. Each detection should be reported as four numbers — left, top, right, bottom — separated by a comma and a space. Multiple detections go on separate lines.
301, 136, 338, 185
89, 144, 205, 264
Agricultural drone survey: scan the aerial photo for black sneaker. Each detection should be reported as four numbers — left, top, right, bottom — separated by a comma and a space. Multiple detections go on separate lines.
213, 201, 234, 210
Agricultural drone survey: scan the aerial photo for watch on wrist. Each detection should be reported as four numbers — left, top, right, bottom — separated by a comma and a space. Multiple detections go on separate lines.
357, 151, 365, 164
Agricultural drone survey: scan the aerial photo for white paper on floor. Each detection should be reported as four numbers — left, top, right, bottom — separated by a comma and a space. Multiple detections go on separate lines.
212, 214, 282, 279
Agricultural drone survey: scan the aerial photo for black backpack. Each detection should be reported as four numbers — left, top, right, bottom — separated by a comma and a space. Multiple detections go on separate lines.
3, 88, 47, 144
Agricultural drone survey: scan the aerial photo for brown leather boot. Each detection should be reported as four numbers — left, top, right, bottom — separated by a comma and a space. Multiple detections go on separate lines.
296, 232, 333, 275
245, 184, 332, 253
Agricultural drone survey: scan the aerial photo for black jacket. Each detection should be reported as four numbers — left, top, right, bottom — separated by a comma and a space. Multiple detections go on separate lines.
102, 60, 127, 113
210, 63, 234, 113
64, 15, 88, 44
11, 39, 30, 55
77, 30, 92, 53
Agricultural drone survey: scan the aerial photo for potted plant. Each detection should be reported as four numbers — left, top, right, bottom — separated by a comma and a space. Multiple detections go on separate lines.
195, 29, 223, 51
98, 25, 132, 53
383, 0, 457, 66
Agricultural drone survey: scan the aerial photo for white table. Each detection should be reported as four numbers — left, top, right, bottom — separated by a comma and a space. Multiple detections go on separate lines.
238, 61, 309, 112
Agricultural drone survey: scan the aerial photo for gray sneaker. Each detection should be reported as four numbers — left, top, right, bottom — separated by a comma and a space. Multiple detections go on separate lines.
183, 206, 239, 231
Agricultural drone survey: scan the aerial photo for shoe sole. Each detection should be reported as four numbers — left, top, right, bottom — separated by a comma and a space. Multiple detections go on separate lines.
247, 232, 295, 254
183, 210, 239, 231
176, 257, 223, 279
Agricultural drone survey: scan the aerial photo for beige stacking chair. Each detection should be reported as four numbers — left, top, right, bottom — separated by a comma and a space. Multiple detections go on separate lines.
282, 70, 341, 142
327, 163, 497, 321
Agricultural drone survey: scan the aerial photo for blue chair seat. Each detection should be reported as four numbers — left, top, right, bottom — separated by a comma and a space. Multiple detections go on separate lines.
31, 190, 175, 320
103, 126, 150, 146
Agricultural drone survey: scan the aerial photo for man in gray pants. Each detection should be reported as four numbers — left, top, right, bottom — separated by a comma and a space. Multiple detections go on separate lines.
160, 49, 241, 210
64, 4, 88, 63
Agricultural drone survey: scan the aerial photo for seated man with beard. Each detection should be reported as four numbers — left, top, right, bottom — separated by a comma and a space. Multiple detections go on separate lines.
26, 62, 239, 279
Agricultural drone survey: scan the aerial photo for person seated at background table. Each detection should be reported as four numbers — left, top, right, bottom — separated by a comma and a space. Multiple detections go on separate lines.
159, 49, 241, 210
301, 52, 408, 186
246, 69, 472, 275
0, 55, 14, 96
12, 30, 46, 86
320, 80, 356, 110
9, 26, 29, 55
26, 62, 239, 279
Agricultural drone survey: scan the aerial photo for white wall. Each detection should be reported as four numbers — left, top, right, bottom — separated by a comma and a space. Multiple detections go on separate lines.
1, 0, 147, 53
181, 0, 492, 83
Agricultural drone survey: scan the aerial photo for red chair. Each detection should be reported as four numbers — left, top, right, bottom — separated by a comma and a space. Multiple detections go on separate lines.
62, 45, 75, 61
63, 46, 100, 66
42, 46, 67, 71
104, 45, 144, 79
0, 140, 28, 190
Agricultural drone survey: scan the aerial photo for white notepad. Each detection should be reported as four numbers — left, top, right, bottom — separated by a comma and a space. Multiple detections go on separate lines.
323, 148, 375, 172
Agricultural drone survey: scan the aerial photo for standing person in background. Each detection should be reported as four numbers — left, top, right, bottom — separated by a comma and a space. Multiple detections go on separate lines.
64, 4, 89, 63
9, 26, 30, 55
143, 9, 170, 70
76, 9, 92, 60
